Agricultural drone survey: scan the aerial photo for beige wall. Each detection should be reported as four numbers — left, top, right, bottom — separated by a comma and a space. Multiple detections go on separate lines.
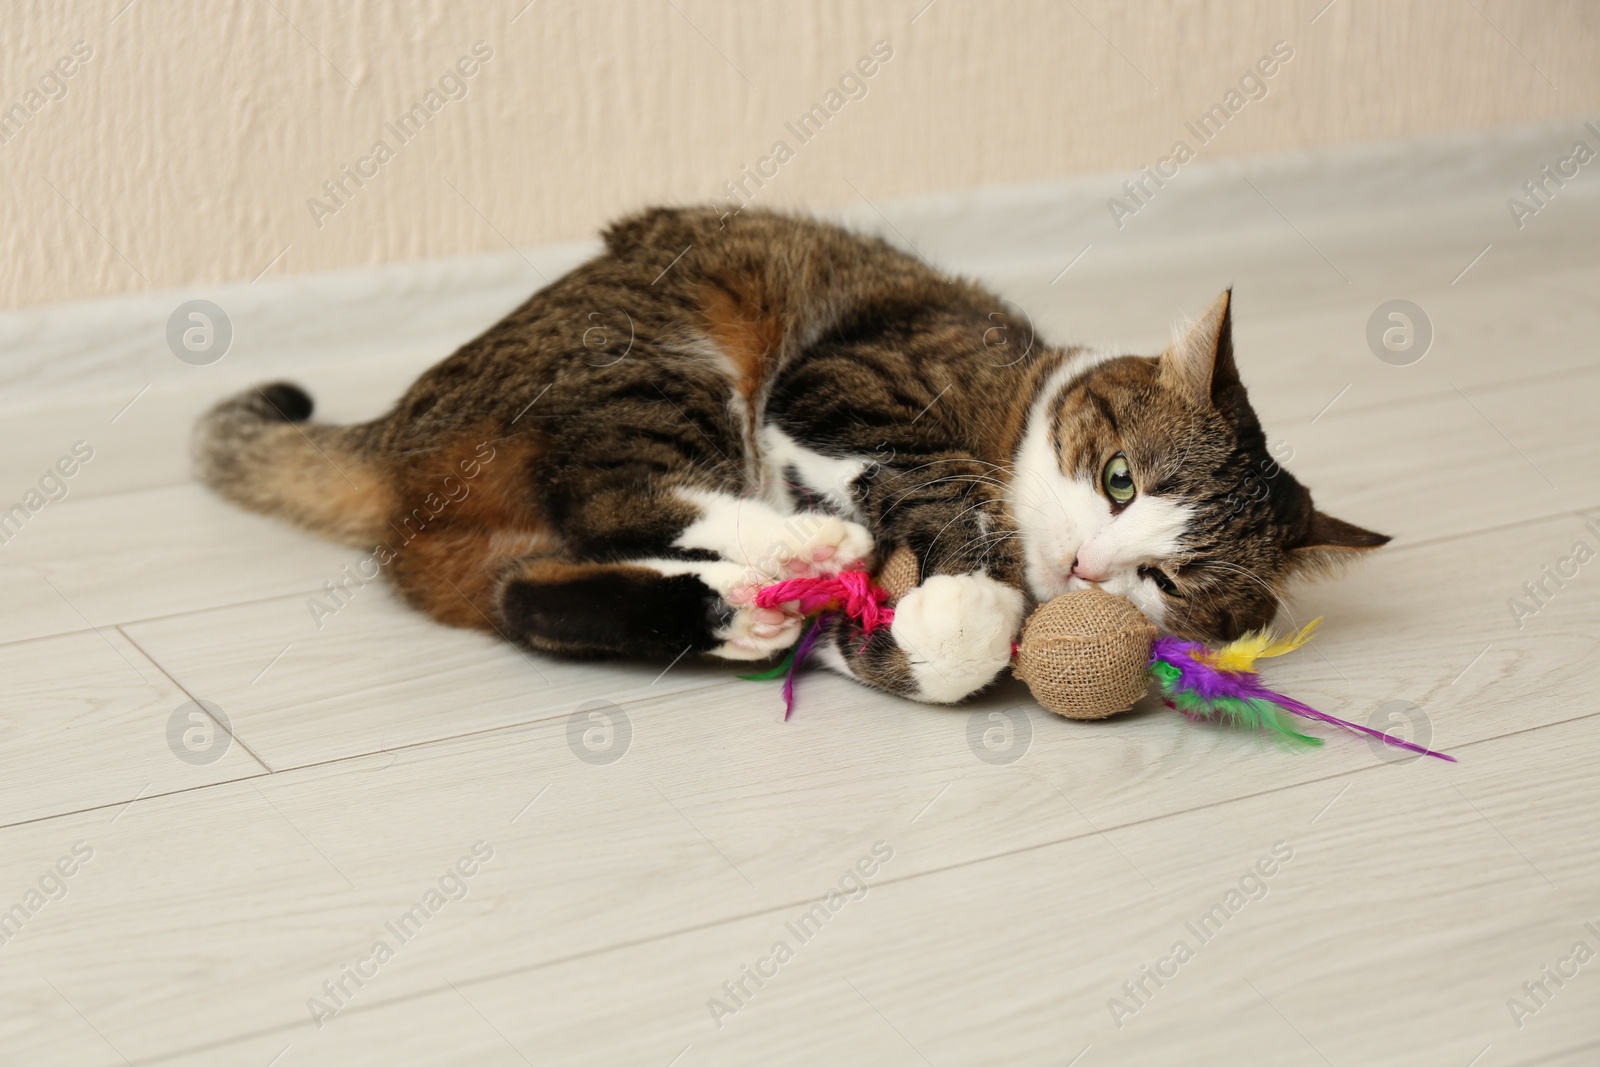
2, 0, 1596, 309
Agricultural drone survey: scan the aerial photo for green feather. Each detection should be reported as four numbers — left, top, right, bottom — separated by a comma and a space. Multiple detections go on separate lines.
1149, 660, 1181, 689
1148, 662, 1323, 750
739, 642, 799, 681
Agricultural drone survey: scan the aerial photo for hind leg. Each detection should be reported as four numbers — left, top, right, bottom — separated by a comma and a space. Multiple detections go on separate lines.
385, 525, 807, 660
387, 481, 874, 660
382, 525, 735, 657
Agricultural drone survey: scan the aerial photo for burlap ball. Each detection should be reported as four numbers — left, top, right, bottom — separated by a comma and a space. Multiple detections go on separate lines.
1013, 588, 1157, 719
875, 545, 920, 604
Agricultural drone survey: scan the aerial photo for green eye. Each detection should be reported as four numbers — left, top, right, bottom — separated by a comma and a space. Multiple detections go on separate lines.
1102, 454, 1136, 504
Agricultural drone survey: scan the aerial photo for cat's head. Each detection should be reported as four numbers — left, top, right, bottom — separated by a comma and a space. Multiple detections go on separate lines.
1010, 289, 1388, 640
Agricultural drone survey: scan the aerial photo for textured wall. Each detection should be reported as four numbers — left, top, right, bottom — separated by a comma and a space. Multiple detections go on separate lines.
2, 0, 1596, 308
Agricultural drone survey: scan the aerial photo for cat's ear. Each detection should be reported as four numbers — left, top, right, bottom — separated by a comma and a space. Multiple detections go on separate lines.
1291, 509, 1391, 571
1160, 288, 1239, 407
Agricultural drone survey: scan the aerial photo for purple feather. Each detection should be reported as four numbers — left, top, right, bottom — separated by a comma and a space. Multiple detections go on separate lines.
781, 618, 827, 721
1149, 636, 1456, 762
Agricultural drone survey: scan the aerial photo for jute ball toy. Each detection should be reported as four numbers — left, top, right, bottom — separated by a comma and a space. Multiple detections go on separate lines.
1012, 588, 1157, 719
747, 544, 1454, 759
876, 546, 1152, 719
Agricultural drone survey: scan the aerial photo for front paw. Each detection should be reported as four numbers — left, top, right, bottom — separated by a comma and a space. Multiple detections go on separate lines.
890, 573, 1025, 703
764, 514, 875, 579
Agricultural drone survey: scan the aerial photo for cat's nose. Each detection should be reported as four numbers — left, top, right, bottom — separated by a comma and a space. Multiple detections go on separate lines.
1069, 556, 1110, 583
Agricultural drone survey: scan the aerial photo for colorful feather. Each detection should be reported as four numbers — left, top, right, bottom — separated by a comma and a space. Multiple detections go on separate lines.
1149, 626, 1455, 762
738, 642, 801, 682
764, 619, 824, 720
1209, 618, 1321, 674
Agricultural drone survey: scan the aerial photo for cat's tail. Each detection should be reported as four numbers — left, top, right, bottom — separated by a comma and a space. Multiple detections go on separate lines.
193, 382, 393, 545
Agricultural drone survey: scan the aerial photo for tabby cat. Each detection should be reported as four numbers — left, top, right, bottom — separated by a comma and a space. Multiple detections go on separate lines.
196, 207, 1387, 704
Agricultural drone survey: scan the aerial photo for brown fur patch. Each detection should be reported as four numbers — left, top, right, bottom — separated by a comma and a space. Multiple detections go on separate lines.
697, 278, 782, 403
387, 523, 557, 631
384, 426, 547, 528
380, 426, 554, 631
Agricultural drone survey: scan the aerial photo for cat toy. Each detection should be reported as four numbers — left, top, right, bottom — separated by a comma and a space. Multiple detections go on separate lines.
744, 547, 1454, 761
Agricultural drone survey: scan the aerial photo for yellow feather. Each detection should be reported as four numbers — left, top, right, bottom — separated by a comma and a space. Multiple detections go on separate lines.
1260, 617, 1322, 659
1211, 632, 1270, 673
1210, 618, 1322, 673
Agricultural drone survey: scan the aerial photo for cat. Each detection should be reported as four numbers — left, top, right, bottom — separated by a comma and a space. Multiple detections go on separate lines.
195, 206, 1388, 704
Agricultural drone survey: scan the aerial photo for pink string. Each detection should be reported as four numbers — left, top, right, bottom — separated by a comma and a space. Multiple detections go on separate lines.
752, 569, 895, 635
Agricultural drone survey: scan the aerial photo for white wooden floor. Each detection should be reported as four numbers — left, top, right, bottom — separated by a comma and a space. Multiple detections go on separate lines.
3, 123, 1598, 1066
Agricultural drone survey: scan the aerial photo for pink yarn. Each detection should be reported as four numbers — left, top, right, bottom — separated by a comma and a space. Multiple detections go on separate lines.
752, 569, 895, 635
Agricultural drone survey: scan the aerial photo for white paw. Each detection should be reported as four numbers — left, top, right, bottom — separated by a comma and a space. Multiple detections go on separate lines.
691, 561, 806, 662
675, 492, 873, 581
711, 514, 871, 660
713, 600, 806, 661
763, 513, 874, 579
890, 573, 1025, 703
